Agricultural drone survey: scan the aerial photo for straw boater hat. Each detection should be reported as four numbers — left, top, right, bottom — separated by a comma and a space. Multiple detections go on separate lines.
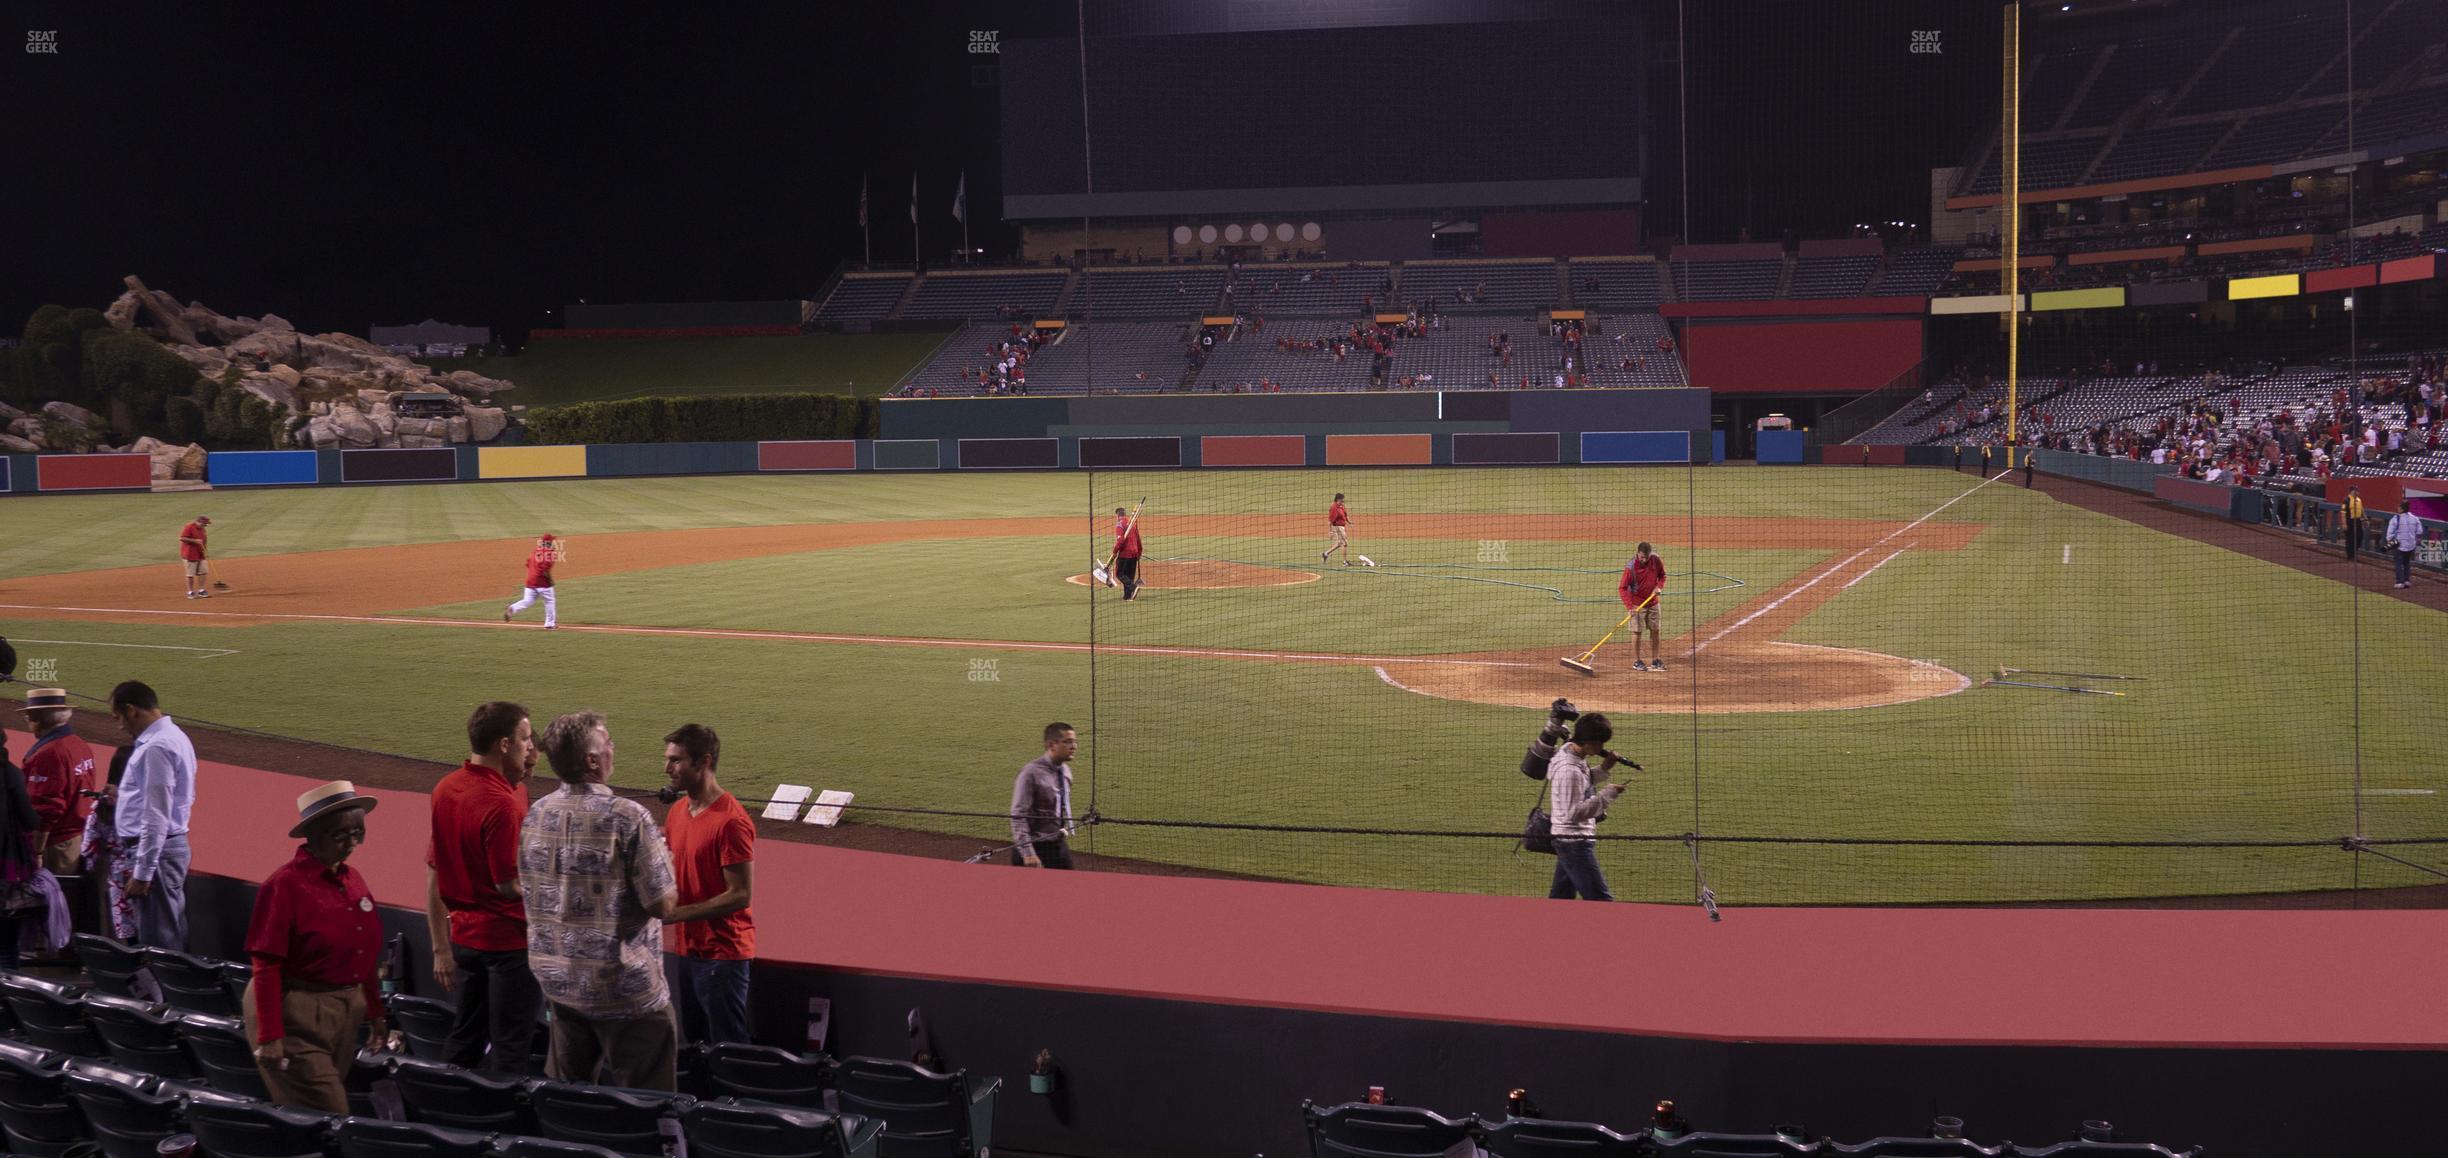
290, 780, 379, 838
15, 689, 70, 716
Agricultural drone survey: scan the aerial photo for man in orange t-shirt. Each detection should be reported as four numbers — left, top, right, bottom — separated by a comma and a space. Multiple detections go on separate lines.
661, 723, 756, 1045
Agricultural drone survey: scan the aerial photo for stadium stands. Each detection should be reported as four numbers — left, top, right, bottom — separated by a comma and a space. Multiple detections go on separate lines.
1398, 261, 1556, 313
1017, 322, 1193, 392
1877, 248, 1961, 296
2311, 78, 2448, 154
1672, 259, 1783, 302
1788, 254, 1879, 299
2171, 11, 2337, 116
1300, 1101, 2200, 1158
1076, 267, 1226, 319
1963, 135, 2109, 196
899, 271, 1068, 320
1234, 264, 1387, 317
809, 275, 912, 324
2088, 122, 2229, 184
2196, 102, 2346, 168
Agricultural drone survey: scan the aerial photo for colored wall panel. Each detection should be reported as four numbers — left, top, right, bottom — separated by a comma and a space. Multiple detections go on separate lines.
1324, 434, 1433, 466
2154, 475, 2235, 514
1451, 432, 1559, 465
1580, 431, 1691, 464
2029, 287, 2125, 311
2378, 254, 2439, 284
2127, 281, 2209, 306
477, 445, 588, 480
872, 439, 942, 470
2226, 274, 2300, 301
0, 457, 11, 492
1682, 318, 1922, 393
758, 441, 857, 471
958, 438, 1059, 470
1755, 430, 1807, 464
205, 450, 319, 487
584, 442, 759, 477
2304, 265, 2377, 293
1929, 294, 2022, 314
37, 454, 150, 491
1077, 436, 1182, 469
340, 447, 457, 483
1199, 435, 1307, 467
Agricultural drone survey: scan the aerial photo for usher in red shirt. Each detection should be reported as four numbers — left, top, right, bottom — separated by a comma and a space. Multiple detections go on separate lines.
246, 846, 387, 1043
19, 726, 96, 844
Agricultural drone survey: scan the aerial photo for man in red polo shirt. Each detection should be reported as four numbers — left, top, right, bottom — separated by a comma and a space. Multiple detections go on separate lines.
424, 701, 541, 1072
15, 689, 97, 873
1619, 541, 1667, 673
1321, 493, 1352, 566
660, 723, 756, 1045
1111, 506, 1144, 600
179, 515, 211, 598
247, 779, 390, 1112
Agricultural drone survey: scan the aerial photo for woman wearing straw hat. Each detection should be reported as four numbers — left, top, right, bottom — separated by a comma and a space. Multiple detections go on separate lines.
242, 781, 393, 1113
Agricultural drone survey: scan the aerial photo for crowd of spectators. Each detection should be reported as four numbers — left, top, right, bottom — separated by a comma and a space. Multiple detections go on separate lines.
2033, 355, 2448, 483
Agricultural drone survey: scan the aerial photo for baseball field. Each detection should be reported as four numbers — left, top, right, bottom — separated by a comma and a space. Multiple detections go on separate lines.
0, 466, 2437, 904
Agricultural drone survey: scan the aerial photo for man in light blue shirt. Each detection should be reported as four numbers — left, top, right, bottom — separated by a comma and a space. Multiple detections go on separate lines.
110, 681, 196, 949
2385, 500, 2424, 590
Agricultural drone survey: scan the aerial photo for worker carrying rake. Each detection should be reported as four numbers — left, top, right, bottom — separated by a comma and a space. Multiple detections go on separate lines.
1561, 541, 1666, 676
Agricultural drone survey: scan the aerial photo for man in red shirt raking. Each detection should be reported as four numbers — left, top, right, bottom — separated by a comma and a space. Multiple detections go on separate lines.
1619, 541, 1668, 673
179, 515, 212, 598
1111, 507, 1144, 601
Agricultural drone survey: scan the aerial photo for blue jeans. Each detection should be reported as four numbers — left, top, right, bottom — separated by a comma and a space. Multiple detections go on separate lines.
668, 954, 752, 1046
1549, 840, 1613, 901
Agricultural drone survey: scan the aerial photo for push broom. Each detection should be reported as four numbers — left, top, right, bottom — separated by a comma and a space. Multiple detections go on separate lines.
1558, 593, 1653, 676
1090, 497, 1147, 587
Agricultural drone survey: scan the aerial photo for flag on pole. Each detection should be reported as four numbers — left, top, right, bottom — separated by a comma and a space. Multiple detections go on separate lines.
952, 172, 966, 223
858, 174, 867, 228
910, 172, 918, 224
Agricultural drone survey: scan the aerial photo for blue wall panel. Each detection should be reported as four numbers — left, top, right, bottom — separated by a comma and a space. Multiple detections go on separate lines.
1755, 430, 1806, 464
1580, 431, 1691, 464
584, 441, 760, 477
206, 450, 320, 487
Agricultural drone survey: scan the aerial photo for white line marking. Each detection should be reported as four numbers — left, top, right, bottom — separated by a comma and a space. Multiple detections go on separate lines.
6, 638, 240, 659
2063, 544, 2072, 565
1373, 666, 1426, 696
1839, 545, 1911, 591
1692, 546, 1872, 653
2364, 789, 2437, 796
0, 604, 1534, 669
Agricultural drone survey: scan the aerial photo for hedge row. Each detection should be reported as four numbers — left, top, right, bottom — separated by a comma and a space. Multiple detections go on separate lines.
524, 393, 878, 445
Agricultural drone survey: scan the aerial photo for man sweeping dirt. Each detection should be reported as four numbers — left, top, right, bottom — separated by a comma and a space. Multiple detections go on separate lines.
1619, 542, 1666, 672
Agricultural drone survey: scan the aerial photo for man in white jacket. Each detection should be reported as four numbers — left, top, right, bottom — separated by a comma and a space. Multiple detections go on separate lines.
1546, 714, 1631, 901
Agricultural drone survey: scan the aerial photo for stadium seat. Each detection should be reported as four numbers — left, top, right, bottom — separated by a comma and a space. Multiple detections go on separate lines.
525, 1080, 692, 1158
141, 949, 245, 1017
174, 1011, 271, 1099
497, 1136, 632, 1158
334, 1116, 502, 1158
1651, 1131, 1823, 1155
180, 1090, 337, 1158
1480, 1115, 1651, 1157
388, 1054, 536, 1134
60, 1059, 182, 1158
0, 1043, 86, 1158
80, 994, 196, 1080
1829, 1139, 2003, 1156
1301, 1100, 1479, 1158
680, 1098, 883, 1158
826, 1055, 999, 1158
704, 1042, 830, 1109
0, 974, 107, 1059
384, 994, 456, 1061
70, 934, 149, 999
2011, 1142, 2200, 1157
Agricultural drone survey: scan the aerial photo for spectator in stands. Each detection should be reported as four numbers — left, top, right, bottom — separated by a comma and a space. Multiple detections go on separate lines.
15, 688, 96, 874
661, 723, 756, 1046
1545, 713, 1629, 902
2386, 500, 2422, 589
525, 711, 682, 1089
0, 728, 37, 969
1010, 723, 1079, 869
82, 746, 136, 940
109, 680, 193, 949
428, 701, 542, 1073
245, 781, 390, 1113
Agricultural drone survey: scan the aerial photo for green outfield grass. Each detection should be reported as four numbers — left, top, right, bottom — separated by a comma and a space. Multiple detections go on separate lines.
1, 468, 2437, 903
424, 331, 954, 406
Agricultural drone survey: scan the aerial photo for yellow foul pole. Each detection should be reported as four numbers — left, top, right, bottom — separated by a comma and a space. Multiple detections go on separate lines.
2002, 3, 2022, 460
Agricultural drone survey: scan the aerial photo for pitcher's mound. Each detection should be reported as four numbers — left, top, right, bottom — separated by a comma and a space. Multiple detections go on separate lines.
1065, 560, 1318, 590
1374, 641, 1970, 714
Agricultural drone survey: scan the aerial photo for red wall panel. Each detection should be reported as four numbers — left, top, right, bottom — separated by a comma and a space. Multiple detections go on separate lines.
37, 453, 151, 491
1480, 210, 1644, 258
1683, 319, 1923, 394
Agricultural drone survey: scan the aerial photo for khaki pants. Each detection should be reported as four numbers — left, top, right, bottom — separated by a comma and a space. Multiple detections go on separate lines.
41, 837, 79, 876
241, 979, 363, 1115
546, 1002, 679, 1091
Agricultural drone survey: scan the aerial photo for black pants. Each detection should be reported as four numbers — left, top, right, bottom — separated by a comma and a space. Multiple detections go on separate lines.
1115, 556, 1141, 598
2346, 520, 2363, 560
1011, 837, 1075, 869
444, 945, 543, 1073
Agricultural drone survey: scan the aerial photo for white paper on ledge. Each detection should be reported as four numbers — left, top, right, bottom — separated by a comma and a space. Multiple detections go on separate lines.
803, 789, 855, 827
761, 784, 812, 822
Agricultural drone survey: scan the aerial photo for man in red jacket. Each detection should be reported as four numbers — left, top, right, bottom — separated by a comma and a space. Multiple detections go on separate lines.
16, 688, 97, 873
1619, 542, 1667, 672
504, 534, 560, 629
1111, 508, 1144, 601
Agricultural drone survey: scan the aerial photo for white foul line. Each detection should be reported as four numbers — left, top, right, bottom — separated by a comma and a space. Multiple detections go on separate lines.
5, 637, 240, 660
1839, 544, 1912, 591
2063, 544, 2071, 565
0, 603, 1534, 670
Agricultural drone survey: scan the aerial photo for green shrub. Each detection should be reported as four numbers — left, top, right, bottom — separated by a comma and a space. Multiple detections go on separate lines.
525, 393, 878, 445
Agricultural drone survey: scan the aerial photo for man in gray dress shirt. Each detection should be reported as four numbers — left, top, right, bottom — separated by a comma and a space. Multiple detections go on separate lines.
1010, 723, 1079, 869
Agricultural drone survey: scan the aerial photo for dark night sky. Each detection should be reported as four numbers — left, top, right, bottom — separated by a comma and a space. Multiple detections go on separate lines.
5, 2, 1998, 341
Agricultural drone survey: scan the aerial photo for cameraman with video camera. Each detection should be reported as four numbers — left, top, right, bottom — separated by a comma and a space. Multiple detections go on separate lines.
1546, 712, 1632, 901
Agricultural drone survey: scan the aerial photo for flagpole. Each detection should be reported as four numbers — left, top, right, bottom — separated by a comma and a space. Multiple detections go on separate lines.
959, 171, 970, 260
912, 173, 921, 270
861, 174, 871, 270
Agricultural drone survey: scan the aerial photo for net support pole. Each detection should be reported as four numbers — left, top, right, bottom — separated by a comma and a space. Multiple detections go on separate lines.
2002, 3, 2022, 461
